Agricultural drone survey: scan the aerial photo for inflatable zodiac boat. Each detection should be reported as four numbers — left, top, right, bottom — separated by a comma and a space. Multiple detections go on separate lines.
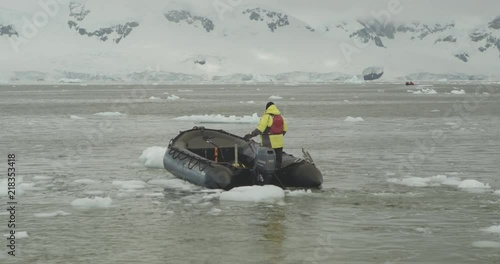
163, 127, 323, 190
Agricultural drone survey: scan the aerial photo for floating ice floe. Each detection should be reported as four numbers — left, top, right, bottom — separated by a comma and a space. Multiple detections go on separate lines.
167, 95, 181, 100
387, 175, 491, 193
219, 185, 285, 202
472, 241, 500, 248
345, 116, 364, 122
3, 231, 29, 239
34, 211, 71, 218
457, 179, 490, 189
269, 95, 283, 100
174, 113, 260, 124
431, 109, 440, 113
139, 146, 167, 168
207, 208, 222, 216
480, 225, 500, 234
59, 78, 82, 83
70, 115, 85, 119
178, 89, 193, 92
93, 112, 126, 117
112, 180, 147, 189
240, 101, 255, 104
285, 189, 313, 197
148, 178, 197, 191
74, 179, 97, 185
412, 88, 437, 94
451, 89, 466, 95
149, 96, 161, 100
71, 197, 113, 208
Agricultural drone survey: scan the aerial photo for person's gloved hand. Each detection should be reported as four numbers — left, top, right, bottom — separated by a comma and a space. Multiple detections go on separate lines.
244, 134, 252, 140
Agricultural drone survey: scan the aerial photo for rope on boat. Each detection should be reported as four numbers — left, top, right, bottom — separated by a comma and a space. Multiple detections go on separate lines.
168, 147, 213, 172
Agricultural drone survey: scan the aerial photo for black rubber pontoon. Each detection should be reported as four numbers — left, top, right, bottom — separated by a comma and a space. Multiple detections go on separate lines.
163, 127, 323, 190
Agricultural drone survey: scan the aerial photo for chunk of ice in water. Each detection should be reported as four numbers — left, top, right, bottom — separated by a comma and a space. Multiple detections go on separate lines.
71, 197, 113, 208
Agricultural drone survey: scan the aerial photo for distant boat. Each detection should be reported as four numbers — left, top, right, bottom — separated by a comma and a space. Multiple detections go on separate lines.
405, 81, 415, 86
163, 127, 323, 190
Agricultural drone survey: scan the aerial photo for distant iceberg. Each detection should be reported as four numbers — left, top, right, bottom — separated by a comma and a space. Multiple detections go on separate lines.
344, 75, 364, 84
174, 113, 260, 124
94, 112, 127, 117
362, 66, 384, 81
345, 116, 364, 122
59, 78, 82, 83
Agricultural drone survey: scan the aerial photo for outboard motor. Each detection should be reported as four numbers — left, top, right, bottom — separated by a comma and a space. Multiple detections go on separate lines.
254, 147, 276, 185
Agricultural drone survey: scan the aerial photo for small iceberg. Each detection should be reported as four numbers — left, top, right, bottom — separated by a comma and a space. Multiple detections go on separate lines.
345, 116, 364, 122
167, 95, 180, 100
93, 112, 126, 117
451, 89, 466, 95
174, 113, 260, 124
413, 88, 437, 95
480, 225, 500, 234
138, 147, 167, 169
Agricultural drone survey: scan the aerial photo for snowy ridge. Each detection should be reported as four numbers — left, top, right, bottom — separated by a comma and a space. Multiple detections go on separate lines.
1, 1, 499, 82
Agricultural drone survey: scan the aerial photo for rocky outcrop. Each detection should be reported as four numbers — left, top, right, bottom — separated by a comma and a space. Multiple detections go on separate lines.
489, 16, 500, 30
68, 21, 139, 43
242, 8, 290, 32
470, 29, 500, 55
455, 53, 469, 62
349, 20, 396, 48
0, 24, 18, 37
435, 35, 457, 43
67, 2, 138, 43
165, 10, 215, 32
362, 66, 384, 81
69, 2, 90, 21
194, 60, 206, 65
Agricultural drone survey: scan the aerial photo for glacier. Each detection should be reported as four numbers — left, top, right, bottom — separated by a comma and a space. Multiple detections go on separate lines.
0, 0, 499, 83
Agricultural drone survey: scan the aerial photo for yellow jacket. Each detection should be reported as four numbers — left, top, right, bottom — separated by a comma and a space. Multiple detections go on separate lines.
255, 105, 288, 148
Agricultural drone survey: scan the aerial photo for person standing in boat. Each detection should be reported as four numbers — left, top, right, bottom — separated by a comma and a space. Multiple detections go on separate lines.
244, 102, 288, 170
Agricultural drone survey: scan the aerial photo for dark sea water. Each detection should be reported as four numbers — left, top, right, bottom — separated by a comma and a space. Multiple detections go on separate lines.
0, 83, 499, 263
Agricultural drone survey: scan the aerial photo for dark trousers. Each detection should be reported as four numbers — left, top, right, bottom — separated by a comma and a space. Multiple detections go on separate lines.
274, 147, 283, 170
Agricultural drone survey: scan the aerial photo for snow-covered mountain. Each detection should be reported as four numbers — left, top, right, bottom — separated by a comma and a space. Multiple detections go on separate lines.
0, 0, 499, 83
